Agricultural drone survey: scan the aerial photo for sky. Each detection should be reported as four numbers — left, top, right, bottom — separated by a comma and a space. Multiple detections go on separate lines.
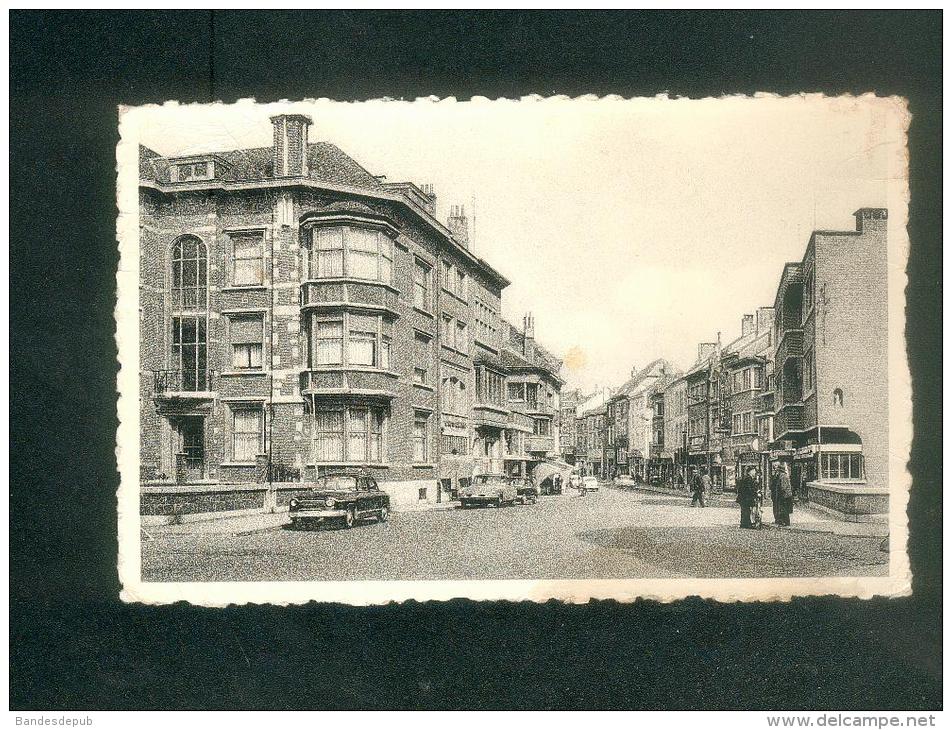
128, 95, 907, 393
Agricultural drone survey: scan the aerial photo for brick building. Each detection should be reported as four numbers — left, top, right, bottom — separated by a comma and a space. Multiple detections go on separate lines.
138, 114, 563, 518
769, 208, 889, 520
607, 359, 672, 480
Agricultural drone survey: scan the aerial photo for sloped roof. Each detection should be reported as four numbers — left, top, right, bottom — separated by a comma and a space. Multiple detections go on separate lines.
611, 358, 673, 399
578, 389, 613, 417
139, 142, 384, 190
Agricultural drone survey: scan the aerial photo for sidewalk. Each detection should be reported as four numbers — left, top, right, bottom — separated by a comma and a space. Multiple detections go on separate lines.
611, 479, 888, 538
142, 499, 459, 538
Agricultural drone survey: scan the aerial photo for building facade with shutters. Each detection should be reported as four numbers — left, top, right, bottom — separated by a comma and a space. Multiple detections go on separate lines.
138, 114, 563, 518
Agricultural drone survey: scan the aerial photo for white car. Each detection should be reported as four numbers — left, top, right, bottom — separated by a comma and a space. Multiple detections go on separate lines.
581, 476, 599, 492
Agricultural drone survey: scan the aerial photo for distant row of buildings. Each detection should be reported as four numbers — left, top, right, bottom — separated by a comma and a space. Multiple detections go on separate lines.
559, 208, 889, 522
138, 114, 569, 520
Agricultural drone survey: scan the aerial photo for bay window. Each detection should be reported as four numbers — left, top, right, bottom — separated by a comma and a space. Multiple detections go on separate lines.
314, 407, 386, 464
310, 313, 393, 369
309, 225, 393, 283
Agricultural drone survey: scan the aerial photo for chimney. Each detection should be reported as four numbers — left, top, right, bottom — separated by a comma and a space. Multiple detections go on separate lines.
697, 342, 716, 364
741, 314, 755, 336
271, 114, 312, 177
420, 184, 437, 214
756, 306, 775, 334
447, 204, 470, 249
522, 313, 535, 359
854, 207, 888, 234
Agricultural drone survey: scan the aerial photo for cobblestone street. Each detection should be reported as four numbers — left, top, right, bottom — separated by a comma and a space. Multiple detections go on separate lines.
141, 483, 888, 582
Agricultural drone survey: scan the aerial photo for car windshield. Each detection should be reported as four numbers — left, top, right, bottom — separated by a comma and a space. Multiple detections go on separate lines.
314, 475, 358, 491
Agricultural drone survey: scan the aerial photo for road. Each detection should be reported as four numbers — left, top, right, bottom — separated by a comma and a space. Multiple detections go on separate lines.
141, 483, 888, 582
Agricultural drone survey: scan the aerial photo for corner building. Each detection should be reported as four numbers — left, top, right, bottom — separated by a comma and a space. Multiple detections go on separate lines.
139, 114, 519, 516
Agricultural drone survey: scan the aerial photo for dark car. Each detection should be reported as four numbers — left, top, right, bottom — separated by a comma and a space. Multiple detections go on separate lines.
510, 477, 540, 505
288, 472, 390, 530
458, 474, 517, 508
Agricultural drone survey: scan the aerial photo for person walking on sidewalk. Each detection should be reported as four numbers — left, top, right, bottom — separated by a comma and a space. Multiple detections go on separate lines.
771, 463, 794, 526
736, 466, 761, 529
691, 467, 709, 508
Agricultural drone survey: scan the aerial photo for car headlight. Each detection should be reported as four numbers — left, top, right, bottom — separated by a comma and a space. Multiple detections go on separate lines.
325, 497, 335, 508
289, 498, 298, 509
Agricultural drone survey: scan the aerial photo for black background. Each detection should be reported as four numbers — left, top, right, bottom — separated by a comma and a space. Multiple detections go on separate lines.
10, 10, 942, 710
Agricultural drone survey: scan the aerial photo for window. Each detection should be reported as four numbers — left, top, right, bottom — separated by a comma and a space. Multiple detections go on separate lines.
476, 367, 504, 406
441, 434, 468, 456
231, 233, 264, 286
441, 370, 469, 415
457, 270, 467, 299
348, 314, 378, 366
821, 452, 864, 481
171, 315, 208, 391
441, 261, 468, 300
413, 259, 431, 310
309, 226, 393, 283
311, 313, 391, 368
232, 407, 263, 462
508, 382, 525, 402
803, 348, 815, 393
475, 300, 498, 344
314, 407, 386, 464
412, 414, 429, 463
230, 314, 263, 370
176, 162, 210, 181
456, 321, 468, 353
314, 319, 343, 365
414, 332, 431, 385
171, 236, 207, 311
441, 314, 453, 345
533, 418, 552, 437
833, 388, 844, 407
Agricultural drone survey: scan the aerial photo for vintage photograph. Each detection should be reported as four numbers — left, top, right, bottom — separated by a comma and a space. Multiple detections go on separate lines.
116, 95, 912, 605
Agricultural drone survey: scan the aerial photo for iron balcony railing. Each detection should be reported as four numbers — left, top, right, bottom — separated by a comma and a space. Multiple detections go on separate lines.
153, 369, 215, 395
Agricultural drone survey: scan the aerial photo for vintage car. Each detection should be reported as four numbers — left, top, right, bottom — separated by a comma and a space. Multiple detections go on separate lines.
509, 477, 540, 505
288, 472, 390, 530
458, 474, 518, 508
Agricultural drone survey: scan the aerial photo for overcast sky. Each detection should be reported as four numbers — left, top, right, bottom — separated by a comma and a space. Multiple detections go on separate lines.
130, 95, 907, 393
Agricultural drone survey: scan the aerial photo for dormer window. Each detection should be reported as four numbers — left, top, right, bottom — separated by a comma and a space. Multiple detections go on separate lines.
172, 160, 215, 182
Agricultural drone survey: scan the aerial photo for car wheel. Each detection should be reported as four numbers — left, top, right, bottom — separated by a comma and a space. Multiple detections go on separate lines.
379, 505, 389, 522
343, 507, 355, 529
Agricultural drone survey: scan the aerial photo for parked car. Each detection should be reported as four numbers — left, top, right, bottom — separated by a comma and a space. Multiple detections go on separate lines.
459, 474, 518, 508
509, 477, 540, 505
581, 476, 600, 492
288, 472, 390, 530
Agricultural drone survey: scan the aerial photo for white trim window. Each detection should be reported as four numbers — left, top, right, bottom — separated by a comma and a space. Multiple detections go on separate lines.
414, 331, 432, 385
170, 236, 207, 311
232, 406, 264, 463
229, 314, 264, 370
412, 413, 429, 463
820, 452, 864, 481
311, 313, 392, 369
310, 225, 393, 284
413, 259, 431, 310
314, 407, 386, 464
231, 232, 265, 286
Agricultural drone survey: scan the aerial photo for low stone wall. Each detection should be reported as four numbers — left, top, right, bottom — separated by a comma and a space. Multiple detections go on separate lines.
806, 481, 888, 522
141, 483, 268, 517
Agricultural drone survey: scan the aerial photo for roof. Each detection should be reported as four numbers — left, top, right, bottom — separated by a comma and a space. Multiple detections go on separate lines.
578, 389, 613, 417
138, 141, 510, 289
610, 358, 673, 400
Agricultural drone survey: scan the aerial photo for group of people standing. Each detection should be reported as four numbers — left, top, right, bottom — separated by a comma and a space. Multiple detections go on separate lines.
688, 463, 794, 529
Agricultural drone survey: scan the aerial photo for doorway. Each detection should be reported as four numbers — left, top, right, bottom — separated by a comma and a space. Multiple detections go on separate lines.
174, 416, 205, 481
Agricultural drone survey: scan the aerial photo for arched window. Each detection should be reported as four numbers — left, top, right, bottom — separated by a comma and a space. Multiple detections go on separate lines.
170, 236, 208, 391
833, 388, 844, 407
171, 236, 208, 311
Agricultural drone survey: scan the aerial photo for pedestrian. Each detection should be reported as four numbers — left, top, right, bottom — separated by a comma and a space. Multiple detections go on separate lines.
736, 466, 761, 529
691, 467, 708, 508
771, 463, 794, 526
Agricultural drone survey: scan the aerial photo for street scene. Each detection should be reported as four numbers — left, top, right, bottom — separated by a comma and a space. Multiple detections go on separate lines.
124, 96, 905, 595
141, 481, 887, 582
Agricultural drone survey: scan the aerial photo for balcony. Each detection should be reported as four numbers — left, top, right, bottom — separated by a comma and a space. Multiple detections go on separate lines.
776, 328, 804, 365
774, 403, 805, 439
153, 370, 215, 399
472, 402, 510, 429
527, 435, 555, 453
301, 279, 400, 316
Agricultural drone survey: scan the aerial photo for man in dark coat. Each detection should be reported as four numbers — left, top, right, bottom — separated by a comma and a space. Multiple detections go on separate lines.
771, 463, 794, 526
691, 468, 708, 508
736, 466, 761, 529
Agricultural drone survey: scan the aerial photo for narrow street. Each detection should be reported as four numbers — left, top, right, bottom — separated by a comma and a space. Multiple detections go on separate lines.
141, 483, 888, 582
